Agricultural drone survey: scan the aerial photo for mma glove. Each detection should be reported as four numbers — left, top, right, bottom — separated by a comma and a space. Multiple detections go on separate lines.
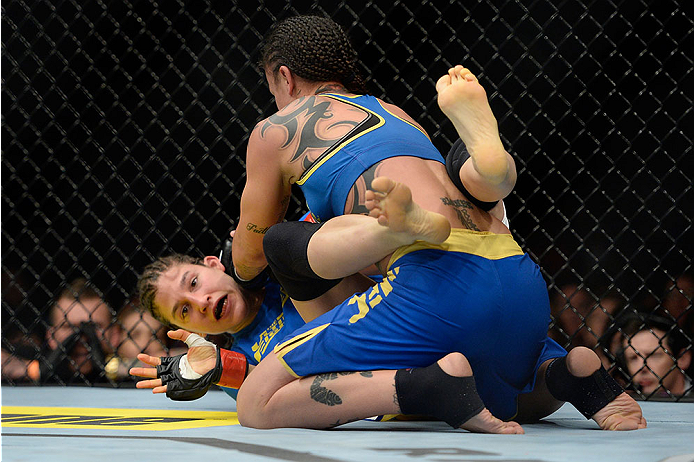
218, 237, 272, 291
156, 333, 248, 401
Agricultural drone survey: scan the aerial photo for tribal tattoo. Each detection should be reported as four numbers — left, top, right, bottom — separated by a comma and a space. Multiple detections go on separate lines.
344, 162, 384, 214
310, 371, 374, 406
260, 96, 361, 170
441, 196, 480, 231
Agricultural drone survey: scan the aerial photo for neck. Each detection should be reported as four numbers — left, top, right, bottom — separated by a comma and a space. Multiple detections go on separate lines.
229, 288, 265, 333
312, 82, 349, 95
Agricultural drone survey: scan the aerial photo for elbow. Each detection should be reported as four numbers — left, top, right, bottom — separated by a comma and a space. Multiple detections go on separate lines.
236, 386, 275, 429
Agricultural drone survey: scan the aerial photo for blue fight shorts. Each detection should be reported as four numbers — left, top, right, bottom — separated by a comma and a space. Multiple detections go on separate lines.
274, 229, 566, 420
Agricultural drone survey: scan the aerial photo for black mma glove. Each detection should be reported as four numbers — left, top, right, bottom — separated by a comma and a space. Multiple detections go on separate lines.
218, 237, 272, 291
156, 333, 248, 401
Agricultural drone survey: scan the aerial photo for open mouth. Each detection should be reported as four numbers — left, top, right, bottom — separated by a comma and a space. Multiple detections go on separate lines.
214, 296, 227, 320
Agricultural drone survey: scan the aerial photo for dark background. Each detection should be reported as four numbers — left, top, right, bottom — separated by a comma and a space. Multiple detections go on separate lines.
2, 1, 692, 385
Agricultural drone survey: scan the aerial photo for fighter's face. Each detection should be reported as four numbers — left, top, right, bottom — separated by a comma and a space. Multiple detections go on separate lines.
624, 328, 677, 395
153, 258, 253, 335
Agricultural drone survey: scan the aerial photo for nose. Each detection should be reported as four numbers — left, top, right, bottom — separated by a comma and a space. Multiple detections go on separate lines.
191, 293, 211, 312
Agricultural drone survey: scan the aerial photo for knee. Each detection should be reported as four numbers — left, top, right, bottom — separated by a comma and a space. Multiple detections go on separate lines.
438, 352, 473, 377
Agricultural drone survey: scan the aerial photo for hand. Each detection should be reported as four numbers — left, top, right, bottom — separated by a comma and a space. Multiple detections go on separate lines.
129, 329, 218, 398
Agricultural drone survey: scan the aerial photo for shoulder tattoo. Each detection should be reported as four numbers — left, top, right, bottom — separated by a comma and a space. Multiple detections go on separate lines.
260, 96, 359, 170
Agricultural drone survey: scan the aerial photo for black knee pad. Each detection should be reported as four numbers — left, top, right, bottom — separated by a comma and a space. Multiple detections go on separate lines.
545, 355, 624, 419
395, 362, 485, 428
445, 139, 499, 212
263, 221, 342, 301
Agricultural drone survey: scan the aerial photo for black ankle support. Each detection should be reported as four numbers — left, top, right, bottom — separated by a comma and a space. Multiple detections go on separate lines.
544, 356, 624, 419
445, 139, 499, 212
263, 221, 342, 301
395, 362, 485, 428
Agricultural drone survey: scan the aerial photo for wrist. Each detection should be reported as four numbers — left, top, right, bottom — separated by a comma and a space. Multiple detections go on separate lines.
233, 267, 253, 282
215, 349, 248, 389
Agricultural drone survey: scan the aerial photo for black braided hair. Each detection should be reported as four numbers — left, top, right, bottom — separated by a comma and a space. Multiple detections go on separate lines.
260, 15, 368, 94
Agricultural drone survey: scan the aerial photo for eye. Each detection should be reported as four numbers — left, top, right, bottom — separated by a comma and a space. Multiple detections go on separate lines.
191, 277, 197, 288
181, 305, 189, 318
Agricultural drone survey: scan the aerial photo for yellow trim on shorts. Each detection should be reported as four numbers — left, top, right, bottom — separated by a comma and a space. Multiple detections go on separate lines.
296, 94, 384, 186
388, 228, 524, 269
273, 323, 331, 378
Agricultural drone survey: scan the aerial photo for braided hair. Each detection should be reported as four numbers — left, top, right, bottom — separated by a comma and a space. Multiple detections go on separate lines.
260, 15, 368, 94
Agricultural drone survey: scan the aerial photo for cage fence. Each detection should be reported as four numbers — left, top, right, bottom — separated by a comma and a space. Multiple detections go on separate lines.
1, 0, 692, 400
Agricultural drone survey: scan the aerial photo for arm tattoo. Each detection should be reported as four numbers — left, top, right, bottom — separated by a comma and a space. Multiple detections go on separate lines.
344, 162, 384, 214
246, 223, 270, 234
441, 197, 480, 231
310, 371, 373, 407
260, 96, 359, 170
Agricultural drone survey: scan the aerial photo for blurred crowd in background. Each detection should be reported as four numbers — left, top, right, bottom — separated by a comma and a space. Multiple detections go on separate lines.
2, 269, 692, 399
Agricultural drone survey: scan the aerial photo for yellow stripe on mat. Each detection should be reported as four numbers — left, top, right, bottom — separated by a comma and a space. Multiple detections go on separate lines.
1, 406, 239, 430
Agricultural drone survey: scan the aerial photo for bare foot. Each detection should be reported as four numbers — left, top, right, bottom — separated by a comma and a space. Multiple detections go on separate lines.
592, 392, 647, 431
461, 408, 525, 434
564, 347, 646, 431
437, 353, 525, 435
365, 177, 451, 244
436, 65, 507, 183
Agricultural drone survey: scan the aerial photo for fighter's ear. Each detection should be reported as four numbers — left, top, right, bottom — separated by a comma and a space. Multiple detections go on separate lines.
203, 256, 225, 272
278, 65, 299, 96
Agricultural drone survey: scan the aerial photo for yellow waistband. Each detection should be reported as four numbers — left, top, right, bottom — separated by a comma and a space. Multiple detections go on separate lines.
388, 228, 524, 269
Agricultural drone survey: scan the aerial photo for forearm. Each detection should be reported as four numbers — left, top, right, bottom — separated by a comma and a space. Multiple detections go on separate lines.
231, 226, 268, 280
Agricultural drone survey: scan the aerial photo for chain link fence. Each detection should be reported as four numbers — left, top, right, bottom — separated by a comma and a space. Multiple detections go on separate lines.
2, 1, 692, 400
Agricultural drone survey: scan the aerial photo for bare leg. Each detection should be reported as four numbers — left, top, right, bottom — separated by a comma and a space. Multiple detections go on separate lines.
237, 353, 400, 429
436, 66, 516, 200
237, 352, 523, 434
516, 358, 564, 423
309, 198, 451, 279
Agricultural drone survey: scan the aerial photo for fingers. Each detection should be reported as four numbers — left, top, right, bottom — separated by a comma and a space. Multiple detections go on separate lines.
135, 378, 163, 389
152, 385, 167, 394
136, 353, 162, 367
167, 329, 193, 342
137, 379, 167, 394
129, 366, 159, 379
